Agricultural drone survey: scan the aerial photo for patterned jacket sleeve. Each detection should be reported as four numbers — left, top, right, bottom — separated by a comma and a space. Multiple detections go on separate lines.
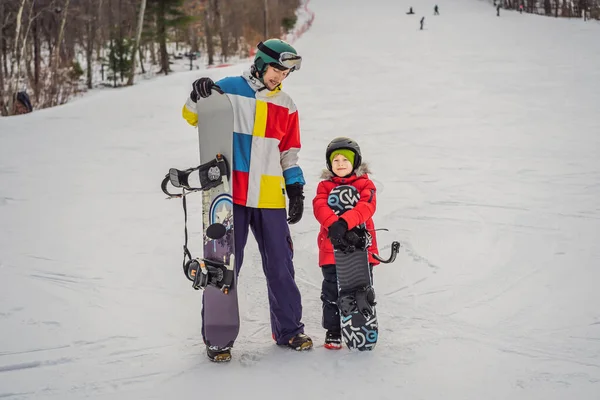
313, 182, 339, 229
181, 95, 198, 127
279, 105, 305, 186
339, 179, 377, 230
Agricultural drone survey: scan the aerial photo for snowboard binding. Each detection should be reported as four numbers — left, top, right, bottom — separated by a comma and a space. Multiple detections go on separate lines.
161, 153, 230, 198
184, 257, 235, 293
338, 286, 377, 318
161, 153, 235, 293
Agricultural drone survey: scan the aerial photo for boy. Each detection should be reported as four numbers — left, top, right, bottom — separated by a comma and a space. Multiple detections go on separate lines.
312, 137, 380, 349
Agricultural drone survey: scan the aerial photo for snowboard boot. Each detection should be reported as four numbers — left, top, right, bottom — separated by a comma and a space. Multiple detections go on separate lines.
285, 333, 313, 351
324, 330, 342, 350
206, 345, 232, 362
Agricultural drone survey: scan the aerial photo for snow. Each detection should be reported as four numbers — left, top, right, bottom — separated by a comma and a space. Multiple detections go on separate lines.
1, 0, 600, 398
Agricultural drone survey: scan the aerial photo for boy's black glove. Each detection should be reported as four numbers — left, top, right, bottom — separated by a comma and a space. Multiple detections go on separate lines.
286, 183, 304, 225
328, 219, 348, 248
191, 77, 220, 102
344, 230, 362, 247
344, 229, 368, 251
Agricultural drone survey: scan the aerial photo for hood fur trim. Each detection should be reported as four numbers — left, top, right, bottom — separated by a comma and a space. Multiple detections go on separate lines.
320, 162, 371, 180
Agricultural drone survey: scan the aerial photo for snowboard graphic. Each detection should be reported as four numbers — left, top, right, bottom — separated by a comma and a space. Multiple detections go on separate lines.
328, 185, 378, 351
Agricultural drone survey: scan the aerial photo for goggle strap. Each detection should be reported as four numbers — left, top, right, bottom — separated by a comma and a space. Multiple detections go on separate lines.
257, 42, 283, 62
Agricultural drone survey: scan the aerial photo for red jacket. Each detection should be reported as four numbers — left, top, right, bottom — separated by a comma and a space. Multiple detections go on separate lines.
313, 165, 380, 267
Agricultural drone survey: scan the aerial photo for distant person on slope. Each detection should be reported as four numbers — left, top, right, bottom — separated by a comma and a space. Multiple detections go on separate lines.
420, 16, 425, 30
12, 91, 33, 115
497, 4, 501, 16
434, 5, 439, 15
407, 6, 415, 14
181, 39, 313, 362
312, 137, 380, 350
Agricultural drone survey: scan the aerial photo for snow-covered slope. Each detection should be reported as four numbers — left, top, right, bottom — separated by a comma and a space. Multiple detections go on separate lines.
1, 0, 599, 399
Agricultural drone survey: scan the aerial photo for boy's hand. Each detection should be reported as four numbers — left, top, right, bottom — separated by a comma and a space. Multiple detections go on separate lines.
344, 229, 367, 250
191, 77, 220, 102
286, 184, 304, 224
328, 219, 348, 241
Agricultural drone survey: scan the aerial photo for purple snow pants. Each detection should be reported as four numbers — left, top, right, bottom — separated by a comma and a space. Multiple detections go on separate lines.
202, 204, 305, 346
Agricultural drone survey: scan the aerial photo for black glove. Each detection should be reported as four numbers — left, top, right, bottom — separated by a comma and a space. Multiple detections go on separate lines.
344, 230, 362, 246
328, 219, 349, 249
344, 229, 367, 251
190, 77, 219, 102
286, 184, 304, 224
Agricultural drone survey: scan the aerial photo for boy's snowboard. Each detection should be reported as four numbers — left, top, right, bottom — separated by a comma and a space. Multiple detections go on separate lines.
196, 93, 239, 349
328, 185, 378, 351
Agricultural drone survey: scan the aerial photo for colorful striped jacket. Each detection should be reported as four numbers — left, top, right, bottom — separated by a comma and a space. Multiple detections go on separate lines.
182, 70, 305, 209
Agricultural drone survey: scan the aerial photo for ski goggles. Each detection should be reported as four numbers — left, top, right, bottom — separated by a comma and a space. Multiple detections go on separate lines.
257, 42, 302, 71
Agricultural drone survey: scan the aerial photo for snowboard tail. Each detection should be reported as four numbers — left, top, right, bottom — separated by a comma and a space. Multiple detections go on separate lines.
334, 248, 378, 351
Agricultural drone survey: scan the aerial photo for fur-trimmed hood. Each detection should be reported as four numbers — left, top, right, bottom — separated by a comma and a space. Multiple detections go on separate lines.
320, 162, 371, 180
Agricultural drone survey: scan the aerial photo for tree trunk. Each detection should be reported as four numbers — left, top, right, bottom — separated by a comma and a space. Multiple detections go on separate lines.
7, 0, 27, 115
86, 0, 95, 90
213, 0, 227, 62
53, 0, 71, 75
157, 0, 169, 74
127, 0, 147, 85
204, 1, 214, 65
33, 17, 41, 99
138, 46, 146, 74
264, 0, 269, 38
0, 1, 5, 115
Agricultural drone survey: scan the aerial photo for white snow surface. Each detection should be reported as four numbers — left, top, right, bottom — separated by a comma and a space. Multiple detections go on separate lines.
1, 0, 600, 399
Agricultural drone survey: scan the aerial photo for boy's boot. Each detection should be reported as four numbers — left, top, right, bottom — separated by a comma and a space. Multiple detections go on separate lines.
324, 330, 343, 350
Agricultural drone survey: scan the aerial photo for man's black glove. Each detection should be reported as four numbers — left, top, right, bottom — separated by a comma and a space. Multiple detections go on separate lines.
191, 77, 219, 102
286, 183, 304, 225
328, 219, 348, 248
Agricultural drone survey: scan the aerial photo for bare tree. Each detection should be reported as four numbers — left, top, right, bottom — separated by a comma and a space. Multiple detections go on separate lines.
204, 0, 214, 65
128, 0, 147, 85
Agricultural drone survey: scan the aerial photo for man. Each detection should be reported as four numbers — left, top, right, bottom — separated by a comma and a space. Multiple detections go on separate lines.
182, 39, 312, 362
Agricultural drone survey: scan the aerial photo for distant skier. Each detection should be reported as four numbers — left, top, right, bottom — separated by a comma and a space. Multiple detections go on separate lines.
420, 16, 425, 30
434, 5, 439, 15
312, 137, 380, 350
519, 4, 523, 14
497, 4, 501, 16
406, 6, 415, 14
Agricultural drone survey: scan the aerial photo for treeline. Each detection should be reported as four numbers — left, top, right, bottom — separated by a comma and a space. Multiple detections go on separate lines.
0, 0, 301, 116
499, 0, 600, 18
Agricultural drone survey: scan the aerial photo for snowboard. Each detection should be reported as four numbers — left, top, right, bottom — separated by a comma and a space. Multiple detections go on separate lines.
195, 92, 239, 349
328, 185, 378, 351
